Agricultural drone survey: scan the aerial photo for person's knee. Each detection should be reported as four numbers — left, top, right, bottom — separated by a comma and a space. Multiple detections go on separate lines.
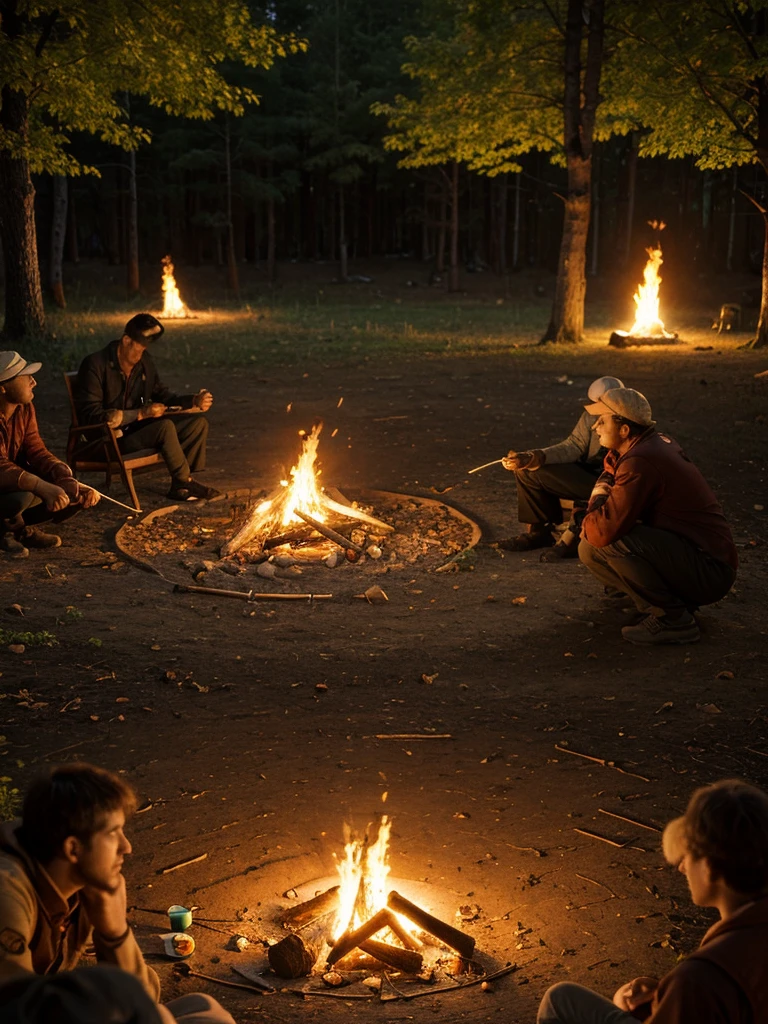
578, 538, 595, 565
537, 982, 579, 1023
164, 991, 236, 1023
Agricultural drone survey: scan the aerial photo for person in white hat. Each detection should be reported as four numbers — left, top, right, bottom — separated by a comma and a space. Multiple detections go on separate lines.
0, 351, 100, 558
498, 375, 625, 559
579, 388, 737, 645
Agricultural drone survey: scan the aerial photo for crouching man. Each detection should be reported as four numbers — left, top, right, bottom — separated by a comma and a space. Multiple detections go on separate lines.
0, 763, 236, 1024
578, 388, 737, 645
0, 351, 99, 558
537, 779, 768, 1023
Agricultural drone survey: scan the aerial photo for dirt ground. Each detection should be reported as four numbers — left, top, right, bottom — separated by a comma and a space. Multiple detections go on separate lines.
1, 305, 767, 1022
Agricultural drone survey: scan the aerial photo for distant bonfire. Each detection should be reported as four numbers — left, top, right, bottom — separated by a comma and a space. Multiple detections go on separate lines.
609, 222, 679, 348
160, 255, 190, 319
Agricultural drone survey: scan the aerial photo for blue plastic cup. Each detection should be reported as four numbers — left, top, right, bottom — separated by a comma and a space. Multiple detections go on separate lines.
168, 905, 193, 931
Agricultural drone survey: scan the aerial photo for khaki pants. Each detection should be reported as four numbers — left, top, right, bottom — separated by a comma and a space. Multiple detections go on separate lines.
159, 993, 236, 1024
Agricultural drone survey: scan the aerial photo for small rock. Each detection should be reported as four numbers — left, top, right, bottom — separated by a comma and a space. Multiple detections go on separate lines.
8, 644, 25, 655
362, 976, 381, 991
256, 562, 277, 579
322, 971, 344, 987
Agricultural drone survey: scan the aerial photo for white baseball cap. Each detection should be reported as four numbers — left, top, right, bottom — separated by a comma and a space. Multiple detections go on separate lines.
0, 351, 42, 383
587, 376, 624, 402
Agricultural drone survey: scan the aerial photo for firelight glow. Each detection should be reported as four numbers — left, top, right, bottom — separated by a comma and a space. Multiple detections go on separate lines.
333, 816, 393, 940
280, 423, 327, 526
161, 255, 189, 318
629, 245, 674, 339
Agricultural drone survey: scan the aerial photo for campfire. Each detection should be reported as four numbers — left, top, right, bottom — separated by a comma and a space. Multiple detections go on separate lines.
221, 424, 392, 563
269, 815, 476, 981
161, 255, 190, 319
609, 222, 679, 348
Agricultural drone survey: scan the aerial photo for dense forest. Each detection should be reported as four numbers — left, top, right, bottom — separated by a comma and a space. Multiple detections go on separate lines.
3, 1, 768, 343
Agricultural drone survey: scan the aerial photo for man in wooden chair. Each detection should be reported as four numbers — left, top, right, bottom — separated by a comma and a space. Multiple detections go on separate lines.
75, 314, 220, 503
0, 351, 100, 559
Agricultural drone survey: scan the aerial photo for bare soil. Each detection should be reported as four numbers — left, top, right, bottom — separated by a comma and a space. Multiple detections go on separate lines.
1, 310, 767, 1022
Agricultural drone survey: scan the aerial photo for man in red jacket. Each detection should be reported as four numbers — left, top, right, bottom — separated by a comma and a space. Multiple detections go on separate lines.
0, 351, 99, 558
536, 779, 768, 1024
577, 388, 736, 645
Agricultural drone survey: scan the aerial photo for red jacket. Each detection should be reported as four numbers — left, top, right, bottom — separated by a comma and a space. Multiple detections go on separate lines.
0, 404, 70, 493
582, 429, 737, 571
649, 897, 768, 1023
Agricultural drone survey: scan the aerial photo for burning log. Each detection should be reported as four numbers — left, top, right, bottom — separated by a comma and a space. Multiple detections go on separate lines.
293, 508, 365, 558
327, 907, 392, 966
281, 886, 340, 929
358, 938, 423, 974
268, 929, 327, 979
387, 890, 475, 959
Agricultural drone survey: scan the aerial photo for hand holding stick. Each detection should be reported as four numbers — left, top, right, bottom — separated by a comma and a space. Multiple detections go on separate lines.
80, 485, 142, 513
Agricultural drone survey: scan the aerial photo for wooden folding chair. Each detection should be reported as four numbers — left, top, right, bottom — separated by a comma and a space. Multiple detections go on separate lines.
63, 371, 165, 510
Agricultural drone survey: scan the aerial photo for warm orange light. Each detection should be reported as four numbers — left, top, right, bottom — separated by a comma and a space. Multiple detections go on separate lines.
161, 255, 189, 318
281, 424, 326, 526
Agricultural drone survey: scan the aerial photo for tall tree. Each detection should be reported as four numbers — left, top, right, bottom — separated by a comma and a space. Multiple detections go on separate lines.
376, 0, 608, 343
605, 0, 768, 348
0, 1, 302, 339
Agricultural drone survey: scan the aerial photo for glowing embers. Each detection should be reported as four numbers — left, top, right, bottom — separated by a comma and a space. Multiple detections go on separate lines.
160, 255, 190, 319
609, 222, 679, 348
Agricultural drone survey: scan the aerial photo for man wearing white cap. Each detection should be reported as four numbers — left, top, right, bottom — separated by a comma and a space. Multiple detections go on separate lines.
0, 351, 100, 558
579, 388, 737, 645
499, 376, 624, 558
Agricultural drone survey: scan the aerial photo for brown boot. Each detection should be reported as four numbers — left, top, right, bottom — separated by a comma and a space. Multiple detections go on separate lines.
1, 532, 29, 558
497, 525, 554, 551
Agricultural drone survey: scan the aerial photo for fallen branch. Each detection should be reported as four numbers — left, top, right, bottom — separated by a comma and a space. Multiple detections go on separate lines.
573, 828, 633, 849
554, 744, 650, 782
173, 963, 269, 995
598, 808, 661, 832
173, 583, 332, 601
374, 733, 453, 740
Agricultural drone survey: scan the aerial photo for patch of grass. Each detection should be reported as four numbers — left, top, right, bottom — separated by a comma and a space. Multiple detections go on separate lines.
0, 629, 58, 647
87, 637, 103, 647
0, 776, 20, 821
65, 606, 84, 620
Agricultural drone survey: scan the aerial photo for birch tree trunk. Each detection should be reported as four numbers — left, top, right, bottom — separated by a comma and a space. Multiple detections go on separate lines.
540, 0, 604, 344
50, 175, 68, 308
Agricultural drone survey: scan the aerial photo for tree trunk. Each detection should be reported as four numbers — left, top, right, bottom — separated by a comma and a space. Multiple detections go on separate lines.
512, 171, 522, 269
496, 175, 508, 275
622, 131, 638, 266
67, 185, 79, 264
339, 185, 348, 281
50, 175, 68, 308
0, 86, 45, 339
540, 0, 604, 344
267, 196, 276, 285
449, 161, 460, 292
224, 119, 240, 295
726, 167, 738, 272
743, 208, 768, 349
126, 149, 140, 295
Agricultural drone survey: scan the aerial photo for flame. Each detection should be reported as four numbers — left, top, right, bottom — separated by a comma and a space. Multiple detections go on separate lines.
629, 245, 674, 338
281, 424, 326, 526
161, 255, 189, 318
333, 816, 393, 940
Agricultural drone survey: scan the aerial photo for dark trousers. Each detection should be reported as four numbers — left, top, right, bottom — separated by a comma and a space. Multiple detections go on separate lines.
119, 414, 209, 486
0, 491, 83, 532
515, 463, 601, 525
579, 524, 736, 616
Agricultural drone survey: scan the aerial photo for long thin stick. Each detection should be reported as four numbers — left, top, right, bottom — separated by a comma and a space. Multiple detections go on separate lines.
554, 744, 650, 782
81, 484, 141, 513
573, 827, 633, 849
598, 808, 661, 832
158, 852, 208, 874
468, 458, 504, 474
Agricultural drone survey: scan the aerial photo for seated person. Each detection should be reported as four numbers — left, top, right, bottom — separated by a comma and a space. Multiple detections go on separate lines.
0, 965, 164, 1023
499, 376, 624, 558
0, 762, 235, 1024
75, 314, 220, 502
0, 351, 99, 558
579, 388, 736, 645
537, 779, 768, 1023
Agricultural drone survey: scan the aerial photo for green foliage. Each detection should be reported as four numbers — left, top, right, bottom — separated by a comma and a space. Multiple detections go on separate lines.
0, 628, 58, 646
87, 638, 103, 647
0, 1, 305, 176
0, 777, 21, 822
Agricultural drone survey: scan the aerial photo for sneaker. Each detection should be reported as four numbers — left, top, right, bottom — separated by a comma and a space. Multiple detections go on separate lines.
497, 528, 554, 552
539, 542, 578, 562
621, 612, 700, 646
1, 533, 29, 558
20, 526, 62, 549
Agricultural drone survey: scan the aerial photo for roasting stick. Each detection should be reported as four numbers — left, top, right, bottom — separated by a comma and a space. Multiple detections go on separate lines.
468, 458, 504, 474
80, 484, 142, 513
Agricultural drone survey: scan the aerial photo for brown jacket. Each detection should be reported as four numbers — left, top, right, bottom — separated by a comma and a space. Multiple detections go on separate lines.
582, 429, 737, 571
649, 897, 768, 1023
0, 821, 160, 1001
0, 404, 71, 493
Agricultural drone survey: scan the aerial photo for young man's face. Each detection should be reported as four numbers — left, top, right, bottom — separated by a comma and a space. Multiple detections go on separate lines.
0, 373, 36, 406
679, 850, 716, 907
593, 413, 625, 451
72, 809, 132, 892
119, 335, 149, 367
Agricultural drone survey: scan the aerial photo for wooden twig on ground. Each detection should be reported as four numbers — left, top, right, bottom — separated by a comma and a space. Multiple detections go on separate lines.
598, 808, 661, 832
573, 828, 633, 849
554, 744, 650, 782
374, 733, 453, 740
158, 852, 207, 874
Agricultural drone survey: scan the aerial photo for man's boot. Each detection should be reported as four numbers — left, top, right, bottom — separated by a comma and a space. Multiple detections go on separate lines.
19, 525, 62, 549
1, 532, 29, 558
497, 524, 555, 552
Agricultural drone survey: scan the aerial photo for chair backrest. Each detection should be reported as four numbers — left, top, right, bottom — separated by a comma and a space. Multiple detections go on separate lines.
62, 371, 80, 426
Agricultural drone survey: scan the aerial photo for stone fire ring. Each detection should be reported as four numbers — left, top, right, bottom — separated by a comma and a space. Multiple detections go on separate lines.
114, 487, 482, 578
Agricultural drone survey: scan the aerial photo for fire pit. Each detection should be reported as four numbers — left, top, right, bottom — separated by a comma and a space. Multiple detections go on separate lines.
609, 223, 680, 348
115, 425, 480, 593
